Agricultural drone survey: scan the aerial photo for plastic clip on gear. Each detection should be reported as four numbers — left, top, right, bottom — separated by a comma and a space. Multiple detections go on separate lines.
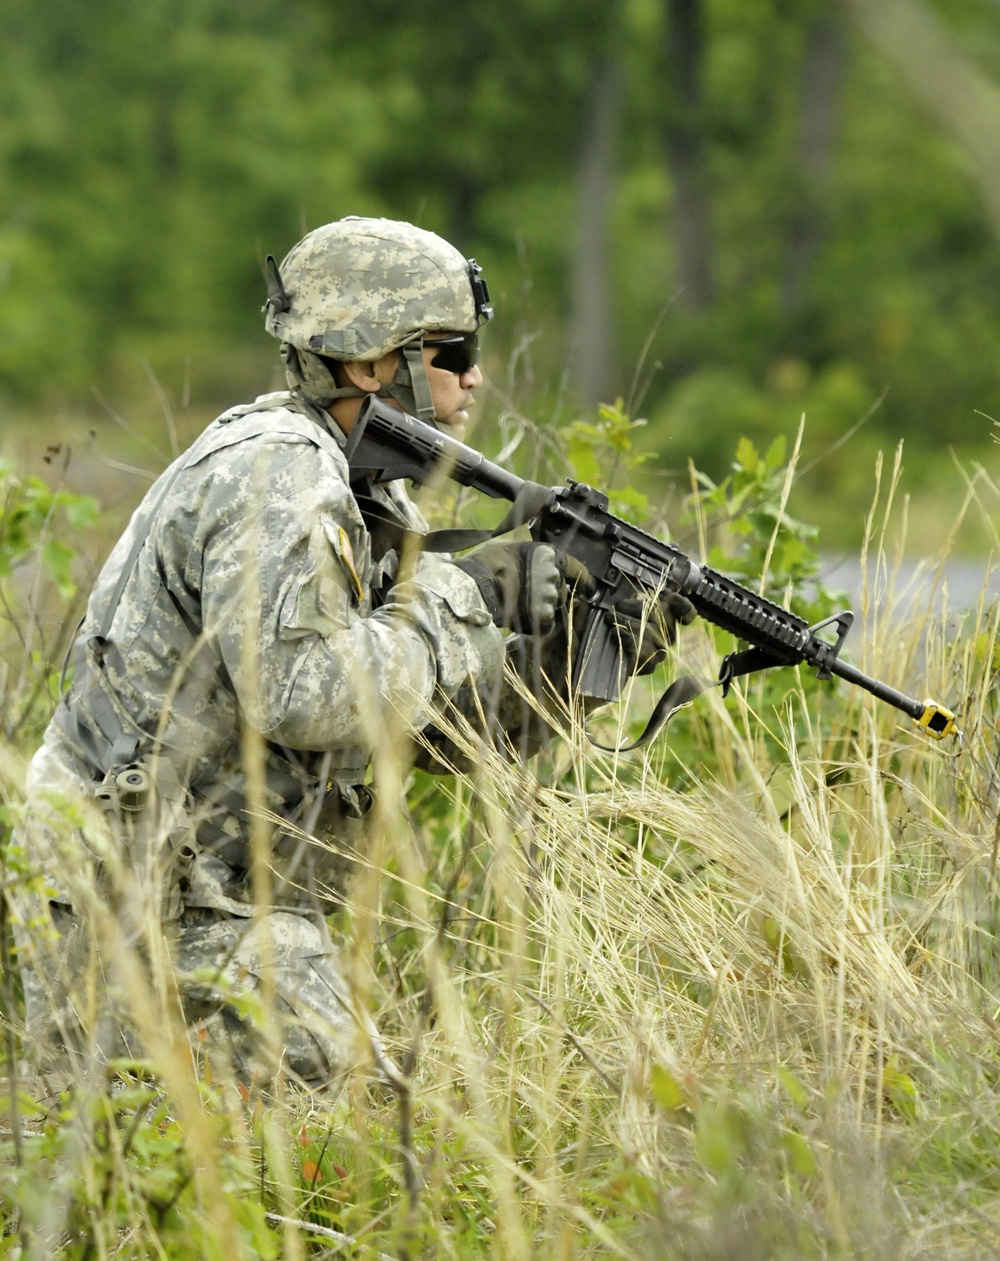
917, 701, 959, 740
116, 764, 152, 812
94, 761, 152, 818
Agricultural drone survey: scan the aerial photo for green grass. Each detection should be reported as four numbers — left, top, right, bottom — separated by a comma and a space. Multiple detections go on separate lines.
3, 423, 1000, 1258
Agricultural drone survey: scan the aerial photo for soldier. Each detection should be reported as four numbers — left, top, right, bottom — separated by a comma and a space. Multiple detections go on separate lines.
13, 217, 691, 1090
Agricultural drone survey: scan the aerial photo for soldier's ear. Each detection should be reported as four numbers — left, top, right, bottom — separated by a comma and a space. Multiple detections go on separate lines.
343, 353, 400, 392
341, 360, 380, 392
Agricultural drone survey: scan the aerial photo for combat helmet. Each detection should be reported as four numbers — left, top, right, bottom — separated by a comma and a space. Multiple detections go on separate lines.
263, 216, 492, 421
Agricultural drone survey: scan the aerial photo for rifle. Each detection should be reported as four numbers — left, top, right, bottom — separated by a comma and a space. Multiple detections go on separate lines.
344, 396, 958, 743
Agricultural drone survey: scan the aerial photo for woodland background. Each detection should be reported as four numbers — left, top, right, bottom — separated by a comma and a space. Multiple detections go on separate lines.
6, 6, 1000, 1257
3, 0, 1000, 549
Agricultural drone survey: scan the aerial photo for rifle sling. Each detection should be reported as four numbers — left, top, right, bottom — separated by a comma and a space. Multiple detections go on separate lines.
719, 645, 796, 694
588, 672, 714, 753
422, 481, 551, 553
587, 641, 800, 753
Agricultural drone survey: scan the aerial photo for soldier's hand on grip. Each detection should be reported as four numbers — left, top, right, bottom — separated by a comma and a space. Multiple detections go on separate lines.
454, 542, 561, 634
610, 590, 697, 675
561, 555, 696, 677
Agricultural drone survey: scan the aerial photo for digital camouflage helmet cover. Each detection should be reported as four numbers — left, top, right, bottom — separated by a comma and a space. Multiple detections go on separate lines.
263, 216, 492, 421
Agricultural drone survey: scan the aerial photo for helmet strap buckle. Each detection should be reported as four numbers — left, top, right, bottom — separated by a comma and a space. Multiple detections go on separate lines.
467, 259, 493, 325
397, 342, 436, 423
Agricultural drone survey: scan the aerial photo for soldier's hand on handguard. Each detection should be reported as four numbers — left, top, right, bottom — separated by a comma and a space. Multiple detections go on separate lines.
562, 556, 697, 677
454, 542, 562, 634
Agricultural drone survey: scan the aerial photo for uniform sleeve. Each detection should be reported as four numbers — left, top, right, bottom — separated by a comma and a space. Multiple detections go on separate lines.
197, 438, 504, 751
413, 614, 606, 771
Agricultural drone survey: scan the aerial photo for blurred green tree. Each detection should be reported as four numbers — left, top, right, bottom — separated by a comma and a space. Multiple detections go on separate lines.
0, 0, 998, 504
0, 0, 382, 400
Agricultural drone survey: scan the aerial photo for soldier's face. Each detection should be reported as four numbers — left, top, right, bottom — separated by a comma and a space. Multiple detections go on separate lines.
421, 335, 483, 437
332, 338, 483, 439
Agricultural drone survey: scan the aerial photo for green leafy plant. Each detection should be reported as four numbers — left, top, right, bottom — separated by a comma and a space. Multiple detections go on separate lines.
685, 432, 844, 624
0, 455, 100, 742
560, 397, 655, 524
0, 456, 99, 600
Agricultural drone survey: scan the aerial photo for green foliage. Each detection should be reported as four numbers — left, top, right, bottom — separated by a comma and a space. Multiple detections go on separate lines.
0, 457, 99, 742
685, 432, 843, 623
560, 397, 655, 523
2, 0, 1000, 523
0, 457, 99, 599
0, 1081, 282, 1259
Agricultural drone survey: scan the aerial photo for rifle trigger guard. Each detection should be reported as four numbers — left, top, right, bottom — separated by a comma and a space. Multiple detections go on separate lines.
809, 610, 854, 680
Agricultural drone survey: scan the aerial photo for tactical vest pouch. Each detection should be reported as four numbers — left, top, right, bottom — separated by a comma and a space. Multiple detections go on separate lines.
91, 752, 197, 924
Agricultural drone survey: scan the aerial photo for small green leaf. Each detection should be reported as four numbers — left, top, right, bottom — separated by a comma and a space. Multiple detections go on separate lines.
734, 436, 759, 473
776, 1067, 809, 1109
567, 435, 602, 485
883, 1055, 921, 1121
650, 1064, 685, 1112
781, 1130, 817, 1178
64, 493, 100, 528
695, 1104, 741, 1177
41, 537, 77, 598
764, 434, 787, 472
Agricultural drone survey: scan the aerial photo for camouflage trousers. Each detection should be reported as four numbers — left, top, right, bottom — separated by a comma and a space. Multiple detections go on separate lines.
12, 740, 387, 1093
13, 900, 378, 1091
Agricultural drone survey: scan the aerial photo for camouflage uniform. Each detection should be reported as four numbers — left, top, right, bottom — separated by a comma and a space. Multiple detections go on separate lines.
15, 389, 505, 1085
14, 217, 576, 1089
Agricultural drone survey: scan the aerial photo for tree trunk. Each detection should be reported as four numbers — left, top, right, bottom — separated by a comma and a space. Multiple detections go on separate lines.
782, 10, 847, 314
663, 0, 713, 312
569, 57, 622, 407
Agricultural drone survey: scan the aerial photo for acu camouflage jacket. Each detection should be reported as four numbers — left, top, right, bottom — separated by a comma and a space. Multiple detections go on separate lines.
37, 392, 510, 908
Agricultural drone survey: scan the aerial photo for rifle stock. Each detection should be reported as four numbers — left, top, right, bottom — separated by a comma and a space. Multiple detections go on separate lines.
344, 396, 958, 741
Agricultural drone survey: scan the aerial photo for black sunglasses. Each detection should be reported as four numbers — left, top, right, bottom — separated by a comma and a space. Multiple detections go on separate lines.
424, 332, 480, 375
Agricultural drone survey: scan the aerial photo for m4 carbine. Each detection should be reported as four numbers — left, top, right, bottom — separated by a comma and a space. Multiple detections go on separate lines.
345, 397, 958, 743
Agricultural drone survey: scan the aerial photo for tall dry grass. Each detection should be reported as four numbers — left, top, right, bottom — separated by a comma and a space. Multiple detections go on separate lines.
2, 458, 1000, 1259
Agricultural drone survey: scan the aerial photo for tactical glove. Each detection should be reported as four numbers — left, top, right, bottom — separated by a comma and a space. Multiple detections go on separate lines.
562, 556, 696, 676
608, 591, 697, 674
454, 542, 562, 634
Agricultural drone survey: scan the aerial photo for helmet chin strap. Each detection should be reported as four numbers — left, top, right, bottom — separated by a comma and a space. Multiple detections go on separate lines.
391, 342, 435, 422
282, 341, 438, 425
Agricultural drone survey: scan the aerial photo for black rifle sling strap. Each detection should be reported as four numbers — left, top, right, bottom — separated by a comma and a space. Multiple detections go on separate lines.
349, 478, 550, 567
422, 481, 552, 553
588, 671, 714, 753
